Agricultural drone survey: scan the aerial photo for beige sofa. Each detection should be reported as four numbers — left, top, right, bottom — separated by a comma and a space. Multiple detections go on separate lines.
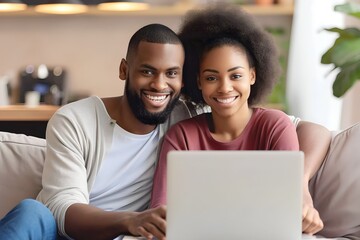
1, 122, 360, 239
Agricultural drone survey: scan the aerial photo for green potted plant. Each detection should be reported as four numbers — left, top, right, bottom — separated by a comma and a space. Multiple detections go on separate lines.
321, 2, 360, 98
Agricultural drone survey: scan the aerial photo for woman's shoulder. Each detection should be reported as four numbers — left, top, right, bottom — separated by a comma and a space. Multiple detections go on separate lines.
252, 108, 292, 125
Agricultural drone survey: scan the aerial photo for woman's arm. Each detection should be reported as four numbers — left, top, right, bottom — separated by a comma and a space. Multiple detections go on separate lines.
150, 122, 190, 208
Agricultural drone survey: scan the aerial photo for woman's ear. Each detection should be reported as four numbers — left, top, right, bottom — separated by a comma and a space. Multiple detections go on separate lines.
250, 68, 256, 85
119, 58, 128, 81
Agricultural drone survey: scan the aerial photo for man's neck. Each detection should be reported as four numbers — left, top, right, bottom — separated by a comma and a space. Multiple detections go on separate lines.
102, 96, 157, 135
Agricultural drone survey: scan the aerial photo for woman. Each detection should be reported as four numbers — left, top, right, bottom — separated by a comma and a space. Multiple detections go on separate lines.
150, 4, 323, 236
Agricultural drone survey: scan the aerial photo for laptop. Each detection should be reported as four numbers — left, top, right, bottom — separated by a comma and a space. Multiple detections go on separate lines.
166, 150, 304, 240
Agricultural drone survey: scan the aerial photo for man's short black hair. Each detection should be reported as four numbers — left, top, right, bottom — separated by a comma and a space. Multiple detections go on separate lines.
126, 23, 182, 60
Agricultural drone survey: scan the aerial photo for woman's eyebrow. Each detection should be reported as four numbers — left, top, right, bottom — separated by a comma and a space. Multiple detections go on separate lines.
202, 69, 218, 73
202, 66, 244, 74
228, 66, 244, 72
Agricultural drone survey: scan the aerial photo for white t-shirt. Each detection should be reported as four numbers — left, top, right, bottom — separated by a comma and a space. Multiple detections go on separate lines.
89, 124, 160, 212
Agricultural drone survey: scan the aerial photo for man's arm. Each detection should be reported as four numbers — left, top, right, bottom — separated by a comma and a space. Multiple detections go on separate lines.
296, 121, 331, 235
37, 106, 166, 240
65, 204, 166, 240
297, 121, 331, 182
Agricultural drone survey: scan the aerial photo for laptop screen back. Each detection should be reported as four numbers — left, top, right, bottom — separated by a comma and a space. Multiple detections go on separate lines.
166, 150, 303, 240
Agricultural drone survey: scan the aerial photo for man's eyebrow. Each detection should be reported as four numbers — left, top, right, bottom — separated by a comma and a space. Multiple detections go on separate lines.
140, 64, 181, 71
167, 66, 182, 71
140, 64, 157, 70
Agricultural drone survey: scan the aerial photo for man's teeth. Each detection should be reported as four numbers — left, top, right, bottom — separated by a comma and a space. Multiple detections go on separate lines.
145, 94, 167, 101
216, 97, 236, 103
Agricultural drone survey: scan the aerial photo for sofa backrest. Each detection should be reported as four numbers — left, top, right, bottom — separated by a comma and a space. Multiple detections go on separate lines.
0, 121, 359, 238
0, 131, 46, 219
310, 122, 360, 239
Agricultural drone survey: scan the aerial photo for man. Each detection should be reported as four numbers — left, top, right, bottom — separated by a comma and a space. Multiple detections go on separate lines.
36, 23, 187, 240
0, 24, 328, 240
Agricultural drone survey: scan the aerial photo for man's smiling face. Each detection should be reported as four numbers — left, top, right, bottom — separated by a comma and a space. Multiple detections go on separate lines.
123, 41, 184, 125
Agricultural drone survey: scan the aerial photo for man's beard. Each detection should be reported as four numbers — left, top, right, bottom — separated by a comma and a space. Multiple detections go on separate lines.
125, 82, 180, 125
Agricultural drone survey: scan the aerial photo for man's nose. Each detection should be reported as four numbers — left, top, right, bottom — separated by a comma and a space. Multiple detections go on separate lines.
151, 74, 168, 90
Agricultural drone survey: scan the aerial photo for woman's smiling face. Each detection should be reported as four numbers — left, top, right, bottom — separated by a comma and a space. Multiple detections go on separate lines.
198, 44, 256, 118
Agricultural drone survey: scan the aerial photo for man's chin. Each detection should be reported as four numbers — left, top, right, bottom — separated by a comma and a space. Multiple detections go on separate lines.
137, 114, 168, 125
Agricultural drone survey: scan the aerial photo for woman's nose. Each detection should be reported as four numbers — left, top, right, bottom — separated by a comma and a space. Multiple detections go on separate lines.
217, 79, 233, 93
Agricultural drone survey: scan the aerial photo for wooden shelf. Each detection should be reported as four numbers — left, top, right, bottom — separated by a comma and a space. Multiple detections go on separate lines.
0, 3, 293, 17
0, 105, 59, 121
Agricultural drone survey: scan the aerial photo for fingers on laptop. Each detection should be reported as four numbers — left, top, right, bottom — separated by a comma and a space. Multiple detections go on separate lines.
137, 206, 167, 240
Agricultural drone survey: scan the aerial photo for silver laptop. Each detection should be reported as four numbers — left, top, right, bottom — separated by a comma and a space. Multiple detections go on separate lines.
166, 150, 304, 240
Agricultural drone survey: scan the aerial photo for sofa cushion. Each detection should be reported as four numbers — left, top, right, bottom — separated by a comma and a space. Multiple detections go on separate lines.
0, 131, 46, 219
309, 122, 360, 239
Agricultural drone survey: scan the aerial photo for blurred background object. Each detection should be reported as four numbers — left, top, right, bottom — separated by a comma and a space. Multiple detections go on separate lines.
0, 0, 26, 12
34, 0, 88, 14
0, 76, 11, 106
19, 64, 67, 106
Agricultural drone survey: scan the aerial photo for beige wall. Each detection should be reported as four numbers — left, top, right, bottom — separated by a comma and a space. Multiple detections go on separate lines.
340, 16, 360, 129
1, 10, 358, 129
0, 14, 291, 102
0, 15, 182, 101
341, 82, 360, 129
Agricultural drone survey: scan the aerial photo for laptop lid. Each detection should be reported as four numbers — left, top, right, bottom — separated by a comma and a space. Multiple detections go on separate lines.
166, 150, 304, 240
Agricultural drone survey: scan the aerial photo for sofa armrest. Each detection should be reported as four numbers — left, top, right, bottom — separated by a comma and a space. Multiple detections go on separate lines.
0, 131, 46, 218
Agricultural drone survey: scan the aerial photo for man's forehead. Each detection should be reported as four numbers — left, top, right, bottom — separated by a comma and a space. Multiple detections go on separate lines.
137, 41, 183, 52
132, 41, 184, 67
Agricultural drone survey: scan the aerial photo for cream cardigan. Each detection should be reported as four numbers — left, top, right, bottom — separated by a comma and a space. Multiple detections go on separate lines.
36, 96, 197, 238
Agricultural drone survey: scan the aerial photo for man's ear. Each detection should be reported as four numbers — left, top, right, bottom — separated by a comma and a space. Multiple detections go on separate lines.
250, 68, 256, 85
119, 58, 128, 81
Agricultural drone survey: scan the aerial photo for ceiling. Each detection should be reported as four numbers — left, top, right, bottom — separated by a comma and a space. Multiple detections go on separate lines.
21, 0, 176, 5
22, 0, 112, 5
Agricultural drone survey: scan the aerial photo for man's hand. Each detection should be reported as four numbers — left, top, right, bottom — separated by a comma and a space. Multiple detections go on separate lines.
128, 205, 167, 240
302, 187, 324, 235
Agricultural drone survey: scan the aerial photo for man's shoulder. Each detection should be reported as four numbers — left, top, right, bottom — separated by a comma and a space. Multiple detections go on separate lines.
48, 96, 107, 129
56, 96, 99, 116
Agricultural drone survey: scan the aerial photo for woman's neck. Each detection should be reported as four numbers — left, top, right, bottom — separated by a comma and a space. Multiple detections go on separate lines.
208, 107, 253, 142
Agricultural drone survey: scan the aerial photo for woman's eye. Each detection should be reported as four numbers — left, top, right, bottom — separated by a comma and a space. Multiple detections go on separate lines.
232, 74, 242, 80
206, 76, 216, 81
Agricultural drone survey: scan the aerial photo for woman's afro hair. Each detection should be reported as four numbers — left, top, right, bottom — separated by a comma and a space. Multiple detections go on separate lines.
178, 4, 281, 106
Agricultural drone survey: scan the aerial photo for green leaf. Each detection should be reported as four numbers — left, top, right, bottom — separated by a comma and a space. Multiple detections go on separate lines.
324, 27, 360, 38
335, 2, 360, 18
322, 43, 339, 65
330, 38, 360, 67
322, 3, 360, 98
333, 61, 360, 97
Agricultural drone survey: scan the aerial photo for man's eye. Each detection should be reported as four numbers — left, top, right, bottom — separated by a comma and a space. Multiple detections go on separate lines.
142, 70, 154, 75
167, 71, 178, 77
